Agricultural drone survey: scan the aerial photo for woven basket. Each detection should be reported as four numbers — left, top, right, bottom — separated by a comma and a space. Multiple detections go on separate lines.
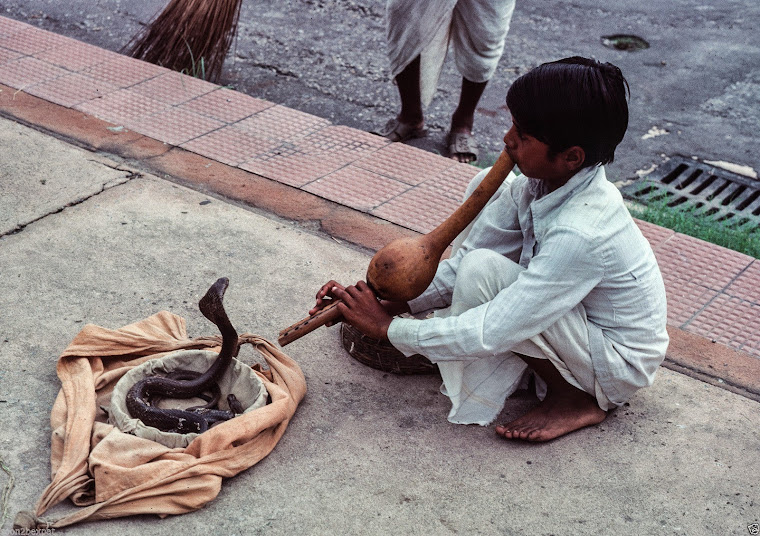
340, 322, 438, 375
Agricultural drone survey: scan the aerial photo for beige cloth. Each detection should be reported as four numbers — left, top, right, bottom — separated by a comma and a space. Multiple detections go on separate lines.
14, 311, 306, 530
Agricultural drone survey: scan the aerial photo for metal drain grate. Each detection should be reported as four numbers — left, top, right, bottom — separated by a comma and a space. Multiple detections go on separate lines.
622, 156, 760, 232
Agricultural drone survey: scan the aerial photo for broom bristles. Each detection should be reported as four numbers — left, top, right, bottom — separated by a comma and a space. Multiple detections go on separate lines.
125, 0, 242, 83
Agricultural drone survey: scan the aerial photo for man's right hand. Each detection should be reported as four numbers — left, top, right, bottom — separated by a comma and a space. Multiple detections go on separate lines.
309, 280, 345, 326
309, 280, 411, 329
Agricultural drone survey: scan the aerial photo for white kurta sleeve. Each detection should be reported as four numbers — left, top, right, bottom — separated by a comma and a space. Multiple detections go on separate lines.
389, 225, 604, 361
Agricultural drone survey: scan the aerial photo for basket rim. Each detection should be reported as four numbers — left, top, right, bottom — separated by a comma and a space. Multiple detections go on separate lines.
340, 322, 437, 375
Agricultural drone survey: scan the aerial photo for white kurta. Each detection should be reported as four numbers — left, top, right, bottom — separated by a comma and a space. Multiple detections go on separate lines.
388, 165, 669, 425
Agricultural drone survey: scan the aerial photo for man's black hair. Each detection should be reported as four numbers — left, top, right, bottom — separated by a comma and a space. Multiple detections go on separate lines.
506, 56, 630, 168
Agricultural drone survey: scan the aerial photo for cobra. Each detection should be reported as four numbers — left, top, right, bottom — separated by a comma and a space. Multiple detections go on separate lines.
126, 277, 243, 434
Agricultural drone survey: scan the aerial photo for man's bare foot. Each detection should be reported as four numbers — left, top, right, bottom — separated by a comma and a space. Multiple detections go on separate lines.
495, 390, 607, 442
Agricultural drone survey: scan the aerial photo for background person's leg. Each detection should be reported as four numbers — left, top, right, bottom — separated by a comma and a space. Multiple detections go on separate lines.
395, 55, 424, 128
447, 0, 516, 161
376, 56, 426, 142
447, 78, 488, 162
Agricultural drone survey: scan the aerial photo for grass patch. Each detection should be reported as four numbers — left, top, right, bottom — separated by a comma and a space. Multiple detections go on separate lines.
629, 192, 760, 258
474, 151, 499, 170
179, 40, 207, 80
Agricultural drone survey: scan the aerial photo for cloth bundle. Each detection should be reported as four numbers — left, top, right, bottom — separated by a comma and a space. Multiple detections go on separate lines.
14, 311, 307, 530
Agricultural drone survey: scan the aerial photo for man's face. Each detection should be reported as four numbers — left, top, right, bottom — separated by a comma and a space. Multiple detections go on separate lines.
503, 117, 569, 184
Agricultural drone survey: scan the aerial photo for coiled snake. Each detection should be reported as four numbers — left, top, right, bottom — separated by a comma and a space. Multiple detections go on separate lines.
126, 277, 244, 434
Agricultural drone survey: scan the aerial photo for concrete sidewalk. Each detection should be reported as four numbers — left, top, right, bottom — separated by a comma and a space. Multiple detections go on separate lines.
1, 112, 759, 535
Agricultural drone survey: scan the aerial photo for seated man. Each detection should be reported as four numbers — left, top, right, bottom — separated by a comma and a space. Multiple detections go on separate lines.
312, 57, 669, 442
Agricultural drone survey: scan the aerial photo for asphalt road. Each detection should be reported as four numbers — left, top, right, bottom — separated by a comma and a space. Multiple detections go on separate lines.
2, 0, 759, 182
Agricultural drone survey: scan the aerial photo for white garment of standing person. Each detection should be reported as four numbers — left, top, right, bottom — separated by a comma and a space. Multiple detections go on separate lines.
386, 0, 517, 106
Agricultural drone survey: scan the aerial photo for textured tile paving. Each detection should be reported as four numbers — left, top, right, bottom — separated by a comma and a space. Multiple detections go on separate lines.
296, 125, 389, 165
427, 162, 489, 203
372, 163, 494, 233
2, 17, 759, 359
130, 72, 217, 105
688, 294, 760, 354
659, 273, 721, 327
80, 55, 168, 89
74, 89, 169, 126
123, 107, 225, 146
181, 125, 281, 166
723, 260, 760, 303
34, 41, 115, 71
178, 88, 273, 123
0, 47, 22, 64
240, 149, 345, 188
653, 233, 753, 291
372, 181, 462, 234
635, 218, 675, 250
24, 73, 119, 108
0, 57, 68, 89
0, 15, 26, 38
237, 105, 331, 143
0, 25, 73, 55
239, 124, 388, 187
354, 142, 456, 186
304, 165, 409, 212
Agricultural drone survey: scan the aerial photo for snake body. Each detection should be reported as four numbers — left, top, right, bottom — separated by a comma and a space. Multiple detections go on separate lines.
126, 277, 242, 434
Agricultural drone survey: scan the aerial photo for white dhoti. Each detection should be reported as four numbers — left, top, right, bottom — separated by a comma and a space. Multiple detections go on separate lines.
386, 0, 516, 106
434, 248, 613, 426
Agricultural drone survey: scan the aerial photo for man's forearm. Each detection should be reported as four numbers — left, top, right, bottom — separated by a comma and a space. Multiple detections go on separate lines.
381, 300, 411, 317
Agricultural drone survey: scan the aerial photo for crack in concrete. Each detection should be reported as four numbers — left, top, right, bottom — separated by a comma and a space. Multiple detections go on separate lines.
0, 170, 142, 239
247, 62, 299, 78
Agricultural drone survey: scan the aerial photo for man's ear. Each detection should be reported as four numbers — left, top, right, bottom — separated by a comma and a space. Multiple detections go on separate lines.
562, 146, 585, 172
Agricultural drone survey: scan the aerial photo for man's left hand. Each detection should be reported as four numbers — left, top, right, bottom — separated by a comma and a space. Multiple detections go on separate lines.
331, 281, 393, 340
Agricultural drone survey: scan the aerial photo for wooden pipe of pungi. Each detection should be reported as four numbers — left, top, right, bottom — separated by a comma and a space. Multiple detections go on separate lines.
277, 150, 515, 346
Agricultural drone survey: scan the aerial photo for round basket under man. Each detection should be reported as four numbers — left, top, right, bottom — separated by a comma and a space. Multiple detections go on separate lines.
340, 322, 438, 375
110, 349, 269, 448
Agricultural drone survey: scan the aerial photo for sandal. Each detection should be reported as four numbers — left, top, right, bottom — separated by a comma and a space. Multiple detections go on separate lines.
373, 118, 427, 143
447, 131, 479, 163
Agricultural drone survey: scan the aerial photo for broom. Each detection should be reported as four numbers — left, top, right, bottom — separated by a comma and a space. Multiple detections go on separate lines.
124, 0, 242, 83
